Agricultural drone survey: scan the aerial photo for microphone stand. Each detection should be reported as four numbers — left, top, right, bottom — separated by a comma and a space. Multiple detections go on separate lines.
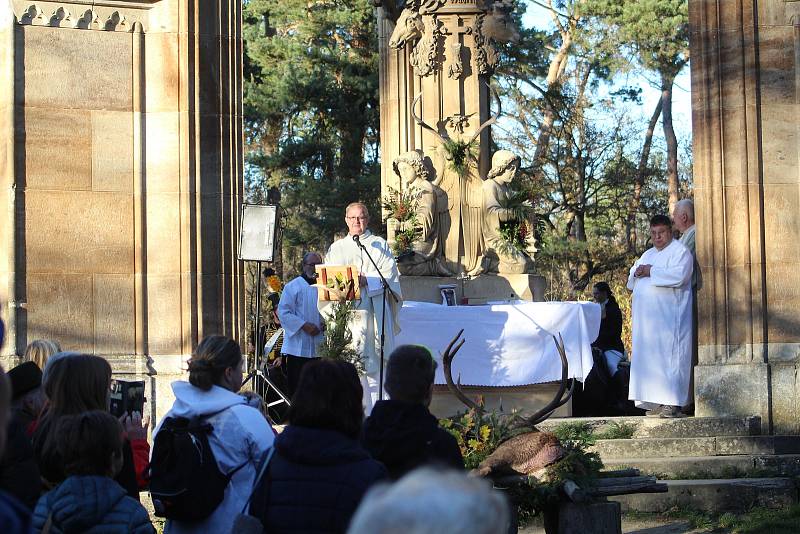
353, 234, 400, 401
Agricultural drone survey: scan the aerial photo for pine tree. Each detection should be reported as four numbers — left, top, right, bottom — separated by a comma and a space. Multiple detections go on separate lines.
244, 0, 381, 273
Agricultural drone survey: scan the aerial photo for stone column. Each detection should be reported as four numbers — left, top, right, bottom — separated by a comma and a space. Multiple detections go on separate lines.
690, 0, 800, 434
1, 0, 245, 421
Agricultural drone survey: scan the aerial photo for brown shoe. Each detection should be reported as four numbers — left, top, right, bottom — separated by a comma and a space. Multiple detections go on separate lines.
660, 405, 687, 418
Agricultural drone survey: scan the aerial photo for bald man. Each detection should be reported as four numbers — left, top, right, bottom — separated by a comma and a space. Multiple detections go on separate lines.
277, 251, 325, 396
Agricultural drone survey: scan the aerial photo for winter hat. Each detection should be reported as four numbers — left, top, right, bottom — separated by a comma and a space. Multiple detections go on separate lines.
8, 361, 42, 400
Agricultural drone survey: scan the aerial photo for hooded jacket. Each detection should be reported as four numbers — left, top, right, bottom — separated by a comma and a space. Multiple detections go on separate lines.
153, 381, 275, 534
360, 400, 464, 480
31, 476, 153, 534
250, 425, 387, 534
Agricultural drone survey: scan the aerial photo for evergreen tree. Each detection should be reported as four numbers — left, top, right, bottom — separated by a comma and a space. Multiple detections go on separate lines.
243, 0, 381, 274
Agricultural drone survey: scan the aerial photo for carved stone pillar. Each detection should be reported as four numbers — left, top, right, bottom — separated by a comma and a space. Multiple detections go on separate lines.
690, 0, 800, 434
378, 0, 518, 275
0, 0, 245, 420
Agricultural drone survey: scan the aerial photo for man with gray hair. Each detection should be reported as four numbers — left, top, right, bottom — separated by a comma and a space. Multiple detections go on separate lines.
325, 202, 403, 414
673, 199, 701, 414
347, 468, 509, 534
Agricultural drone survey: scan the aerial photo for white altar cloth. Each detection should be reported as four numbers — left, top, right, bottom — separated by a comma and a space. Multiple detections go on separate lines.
395, 301, 601, 387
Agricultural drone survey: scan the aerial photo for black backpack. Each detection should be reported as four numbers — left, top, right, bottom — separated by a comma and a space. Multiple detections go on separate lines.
148, 415, 245, 522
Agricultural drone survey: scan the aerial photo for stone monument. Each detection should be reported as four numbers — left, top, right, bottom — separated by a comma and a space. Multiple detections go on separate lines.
377, 0, 544, 304
690, 0, 800, 434
0, 0, 245, 421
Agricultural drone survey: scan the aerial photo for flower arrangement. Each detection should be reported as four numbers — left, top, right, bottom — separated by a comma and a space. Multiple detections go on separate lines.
382, 187, 417, 222
493, 189, 536, 256
383, 187, 423, 257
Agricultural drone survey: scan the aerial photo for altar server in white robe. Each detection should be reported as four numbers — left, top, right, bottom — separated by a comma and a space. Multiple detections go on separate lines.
627, 214, 694, 418
325, 202, 403, 414
277, 251, 325, 397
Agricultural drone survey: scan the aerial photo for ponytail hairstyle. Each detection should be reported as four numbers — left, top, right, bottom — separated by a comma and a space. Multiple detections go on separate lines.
187, 335, 242, 391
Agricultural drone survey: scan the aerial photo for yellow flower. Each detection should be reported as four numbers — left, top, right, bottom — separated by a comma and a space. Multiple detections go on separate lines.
267, 275, 282, 293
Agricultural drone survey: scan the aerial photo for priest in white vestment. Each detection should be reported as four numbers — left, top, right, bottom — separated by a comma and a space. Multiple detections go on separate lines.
324, 202, 403, 414
627, 214, 694, 418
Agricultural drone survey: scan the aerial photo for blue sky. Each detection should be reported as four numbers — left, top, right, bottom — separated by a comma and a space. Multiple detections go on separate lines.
521, 2, 693, 145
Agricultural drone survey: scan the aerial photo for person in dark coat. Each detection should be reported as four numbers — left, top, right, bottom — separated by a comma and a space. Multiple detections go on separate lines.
0, 362, 43, 508
588, 282, 637, 415
0, 363, 33, 534
32, 411, 154, 533
249, 359, 387, 534
361, 345, 464, 480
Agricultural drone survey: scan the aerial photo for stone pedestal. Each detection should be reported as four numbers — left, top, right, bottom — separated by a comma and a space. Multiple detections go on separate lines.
400, 274, 546, 304
690, 0, 800, 434
0, 1, 246, 418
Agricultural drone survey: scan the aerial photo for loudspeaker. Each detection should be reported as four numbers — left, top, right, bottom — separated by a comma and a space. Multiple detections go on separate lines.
238, 204, 279, 262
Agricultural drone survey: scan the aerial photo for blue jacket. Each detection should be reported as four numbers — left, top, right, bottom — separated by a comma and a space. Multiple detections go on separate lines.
250, 425, 387, 533
0, 489, 31, 534
32, 476, 154, 534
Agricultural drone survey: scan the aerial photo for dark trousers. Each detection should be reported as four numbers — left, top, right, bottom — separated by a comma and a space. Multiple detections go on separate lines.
284, 354, 319, 398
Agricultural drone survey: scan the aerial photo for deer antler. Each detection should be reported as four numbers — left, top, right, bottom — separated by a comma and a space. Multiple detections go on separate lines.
466, 82, 502, 146
511, 333, 574, 430
410, 93, 450, 145
441, 329, 482, 413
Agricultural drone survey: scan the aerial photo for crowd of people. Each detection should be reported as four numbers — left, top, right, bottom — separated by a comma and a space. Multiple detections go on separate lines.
0, 322, 515, 533
0, 199, 701, 532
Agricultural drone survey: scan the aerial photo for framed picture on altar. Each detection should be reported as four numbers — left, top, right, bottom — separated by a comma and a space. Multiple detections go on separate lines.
439, 284, 457, 306
316, 264, 360, 301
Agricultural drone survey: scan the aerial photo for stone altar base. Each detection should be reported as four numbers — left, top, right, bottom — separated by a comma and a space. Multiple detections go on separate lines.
429, 383, 571, 420
400, 274, 547, 304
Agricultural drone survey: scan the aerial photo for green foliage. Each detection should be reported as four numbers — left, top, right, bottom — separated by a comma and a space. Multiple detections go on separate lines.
550, 421, 597, 447
646, 505, 800, 534
586, 0, 689, 78
382, 187, 417, 222
391, 217, 422, 257
441, 138, 478, 177
594, 421, 637, 440
382, 187, 423, 256
244, 0, 381, 262
439, 405, 513, 470
317, 300, 364, 373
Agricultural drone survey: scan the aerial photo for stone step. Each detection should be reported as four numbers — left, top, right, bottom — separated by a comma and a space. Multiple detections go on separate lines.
611, 478, 799, 513
594, 435, 800, 459
602, 454, 800, 479
538, 415, 760, 439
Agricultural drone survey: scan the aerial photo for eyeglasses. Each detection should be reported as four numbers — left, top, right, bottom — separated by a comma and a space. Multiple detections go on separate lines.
346, 216, 368, 221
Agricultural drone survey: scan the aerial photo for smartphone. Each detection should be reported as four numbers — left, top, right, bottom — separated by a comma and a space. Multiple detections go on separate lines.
109, 379, 146, 418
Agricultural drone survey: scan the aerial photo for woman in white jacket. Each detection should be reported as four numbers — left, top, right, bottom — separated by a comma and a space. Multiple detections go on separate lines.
154, 335, 275, 534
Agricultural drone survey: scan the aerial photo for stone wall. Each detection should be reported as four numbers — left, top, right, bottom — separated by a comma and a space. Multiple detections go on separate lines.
690, 0, 800, 434
0, 0, 245, 422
